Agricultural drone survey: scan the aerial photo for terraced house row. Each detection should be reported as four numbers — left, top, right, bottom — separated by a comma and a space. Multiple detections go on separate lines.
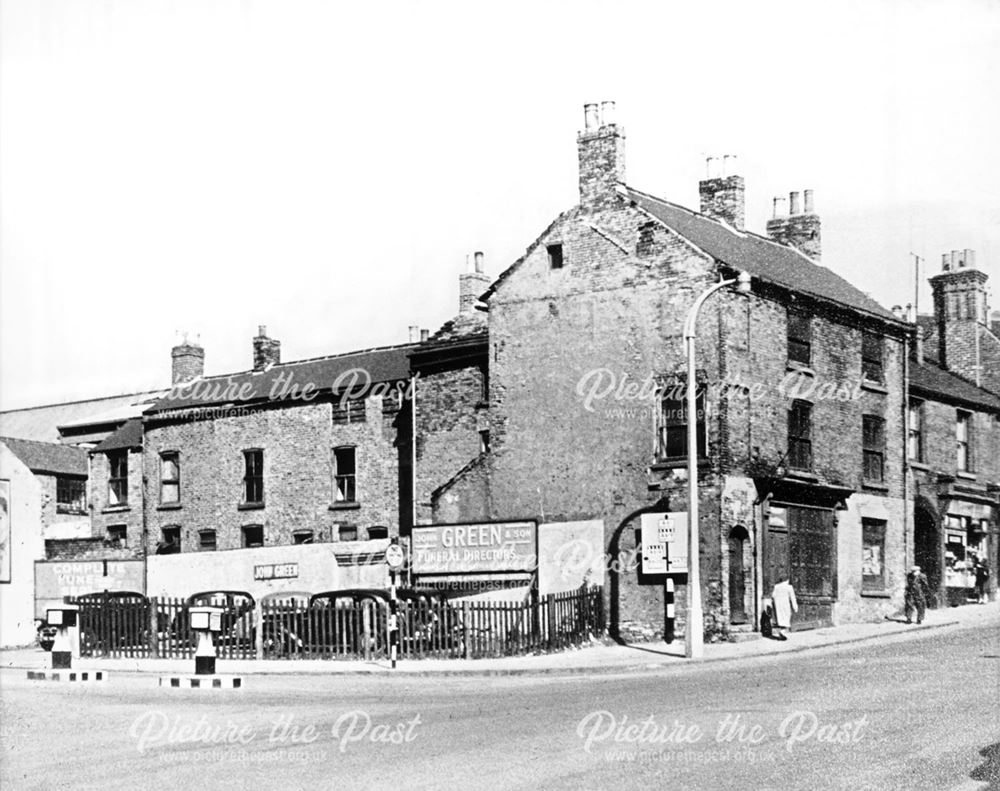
2, 103, 998, 648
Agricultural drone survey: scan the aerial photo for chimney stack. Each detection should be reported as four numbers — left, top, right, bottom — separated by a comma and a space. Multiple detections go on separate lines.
459, 251, 490, 314
172, 334, 204, 385
930, 248, 991, 385
766, 188, 821, 261
577, 100, 625, 211
699, 154, 745, 230
252, 325, 280, 371
408, 325, 420, 343
420, 328, 430, 342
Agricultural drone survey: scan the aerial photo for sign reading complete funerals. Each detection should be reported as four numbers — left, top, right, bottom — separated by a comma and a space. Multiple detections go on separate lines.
411, 521, 537, 574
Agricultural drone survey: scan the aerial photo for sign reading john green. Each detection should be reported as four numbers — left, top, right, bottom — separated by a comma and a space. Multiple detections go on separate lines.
411, 521, 537, 574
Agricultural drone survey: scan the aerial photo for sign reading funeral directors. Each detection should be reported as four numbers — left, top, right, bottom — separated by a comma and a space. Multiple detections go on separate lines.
411, 521, 537, 574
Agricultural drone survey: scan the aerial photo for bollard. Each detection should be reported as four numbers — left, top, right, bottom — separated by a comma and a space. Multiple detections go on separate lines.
47, 605, 79, 670
189, 605, 223, 675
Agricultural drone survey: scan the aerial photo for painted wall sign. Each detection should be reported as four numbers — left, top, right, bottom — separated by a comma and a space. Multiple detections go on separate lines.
253, 563, 299, 581
411, 521, 537, 574
34, 560, 145, 618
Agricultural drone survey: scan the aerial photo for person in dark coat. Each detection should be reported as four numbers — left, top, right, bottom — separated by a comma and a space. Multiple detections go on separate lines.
975, 557, 990, 604
905, 565, 930, 624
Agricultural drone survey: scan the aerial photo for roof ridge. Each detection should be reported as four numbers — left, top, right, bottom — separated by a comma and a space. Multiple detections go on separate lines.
0, 434, 85, 450
0, 389, 160, 415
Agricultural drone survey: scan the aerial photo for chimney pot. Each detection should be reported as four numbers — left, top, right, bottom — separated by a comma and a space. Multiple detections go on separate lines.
941, 253, 951, 271
474, 251, 484, 273
583, 103, 599, 131
420, 329, 430, 342
408, 325, 420, 343
803, 189, 815, 213
252, 326, 280, 370
891, 305, 903, 319
773, 197, 787, 218
789, 191, 801, 215
599, 100, 616, 126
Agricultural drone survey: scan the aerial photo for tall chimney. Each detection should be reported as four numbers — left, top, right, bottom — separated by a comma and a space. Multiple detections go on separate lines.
766, 188, 821, 261
252, 325, 280, 371
699, 155, 745, 230
171, 334, 205, 385
577, 100, 625, 211
459, 251, 490, 313
929, 249, 991, 386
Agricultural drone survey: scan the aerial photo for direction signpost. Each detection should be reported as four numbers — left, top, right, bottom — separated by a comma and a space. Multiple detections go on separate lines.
385, 542, 405, 670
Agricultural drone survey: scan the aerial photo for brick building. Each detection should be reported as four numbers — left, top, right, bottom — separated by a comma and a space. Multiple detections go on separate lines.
434, 103, 912, 640
909, 254, 1000, 607
140, 328, 418, 556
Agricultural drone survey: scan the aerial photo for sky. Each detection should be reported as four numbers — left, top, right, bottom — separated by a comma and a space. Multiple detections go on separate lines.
1, 0, 998, 410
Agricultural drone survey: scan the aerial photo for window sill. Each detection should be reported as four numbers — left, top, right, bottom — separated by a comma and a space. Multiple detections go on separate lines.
157, 503, 182, 511
860, 591, 891, 599
56, 508, 88, 516
956, 471, 978, 481
785, 469, 817, 482
860, 379, 888, 394
650, 458, 711, 470
329, 502, 361, 511
862, 481, 890, 492
101, 506, 131, 514
238, 502, 265, 511
785, 361, 814, 376
908, 461, 930, 471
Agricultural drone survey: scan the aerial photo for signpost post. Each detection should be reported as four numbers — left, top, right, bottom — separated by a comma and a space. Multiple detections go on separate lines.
385, 542, 405, 670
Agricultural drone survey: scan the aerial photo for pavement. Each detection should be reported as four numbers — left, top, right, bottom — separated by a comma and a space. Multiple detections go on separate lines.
3, 600, 996, 678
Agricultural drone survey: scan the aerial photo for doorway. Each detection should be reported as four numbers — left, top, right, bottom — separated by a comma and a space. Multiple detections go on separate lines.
729, 525, 750, 625
914, 504, 940, 607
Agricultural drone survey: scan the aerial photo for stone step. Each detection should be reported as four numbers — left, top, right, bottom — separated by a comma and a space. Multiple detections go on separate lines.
728, 629, 762, 643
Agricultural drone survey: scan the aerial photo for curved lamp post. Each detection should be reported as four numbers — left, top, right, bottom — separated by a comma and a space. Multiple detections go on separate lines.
683, 271, 751, 659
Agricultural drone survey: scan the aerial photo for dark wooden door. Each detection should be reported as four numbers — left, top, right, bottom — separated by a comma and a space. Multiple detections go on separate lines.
729, 528, 748, 624
787, 505, 835, 630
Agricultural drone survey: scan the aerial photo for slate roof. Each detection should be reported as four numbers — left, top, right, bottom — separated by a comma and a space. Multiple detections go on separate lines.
623, 187, 898, 321
92, 418, 144, 453
426, 311, 488, 344
910, 359, 1000, 413
1, 436, 89, 476
0, 390, 160, 443
146, 343, 419, 414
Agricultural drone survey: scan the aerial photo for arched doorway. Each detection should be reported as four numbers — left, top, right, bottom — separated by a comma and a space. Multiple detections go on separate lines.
729, 525, 750, 625
914, 502, 940, 607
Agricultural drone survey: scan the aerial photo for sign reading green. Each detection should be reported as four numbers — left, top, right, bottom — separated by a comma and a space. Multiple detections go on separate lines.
411, 521, 537, 574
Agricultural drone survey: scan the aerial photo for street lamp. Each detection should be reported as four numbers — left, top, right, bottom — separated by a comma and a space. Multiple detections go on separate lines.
683, 270, 751, 659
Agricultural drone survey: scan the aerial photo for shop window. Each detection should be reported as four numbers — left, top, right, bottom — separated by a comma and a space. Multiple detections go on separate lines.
106, 524, 127, 546
159, 525, 181, 554
908, 399, 924, 462
787, 311, 812, 366
199, 529, 217, 551
108, 451, 128, 506
242, 524, 264, 548
956, 411, 973, 472
861, 519, 887, 593
333, 446, 357, 503
861, 331, 883, 383
243, 449, 264, 505
56, 477, 87, 514
657, 383, 706, 460
787, 400, 813, 471
160, 452, 180, 504
862, 415, 885, 483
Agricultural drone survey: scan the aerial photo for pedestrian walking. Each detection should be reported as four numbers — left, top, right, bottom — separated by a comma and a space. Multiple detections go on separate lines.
770, 578, 797, 640
974, 557, 990, 604
905, 565, 930, 624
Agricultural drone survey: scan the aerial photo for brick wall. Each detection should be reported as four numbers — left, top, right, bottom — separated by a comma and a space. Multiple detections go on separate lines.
143, 395, 407, 555
89, 449, 144, 558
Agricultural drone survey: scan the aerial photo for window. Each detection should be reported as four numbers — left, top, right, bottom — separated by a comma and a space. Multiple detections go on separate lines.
199, 529, 217, 551
862, 415, 885, 483
293, 530, 314, 545
107, 524, 127, 546
56, 477, 86, 513
333, 446, 357, 503
956, 410, 972, 472
862, 519, 887, 593
367, 526, 389, 540
160, 452, 180, 504
338, 524, 358, 541
787, 400, 813, 471
332, 398, 367, 424
787, 312, 812, 366
657, 386, 706, 460
861, 331, 883, 383
547, 243, 564, 270
479, 429, 491, 454
108, 451, 128, 506
242, 524, 264, 548
159, 525, 181, 554
243, 449, 264, 504
908, 400, 924, 462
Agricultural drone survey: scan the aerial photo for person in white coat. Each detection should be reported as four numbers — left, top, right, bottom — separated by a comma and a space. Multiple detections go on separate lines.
771, 578, 798, 640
